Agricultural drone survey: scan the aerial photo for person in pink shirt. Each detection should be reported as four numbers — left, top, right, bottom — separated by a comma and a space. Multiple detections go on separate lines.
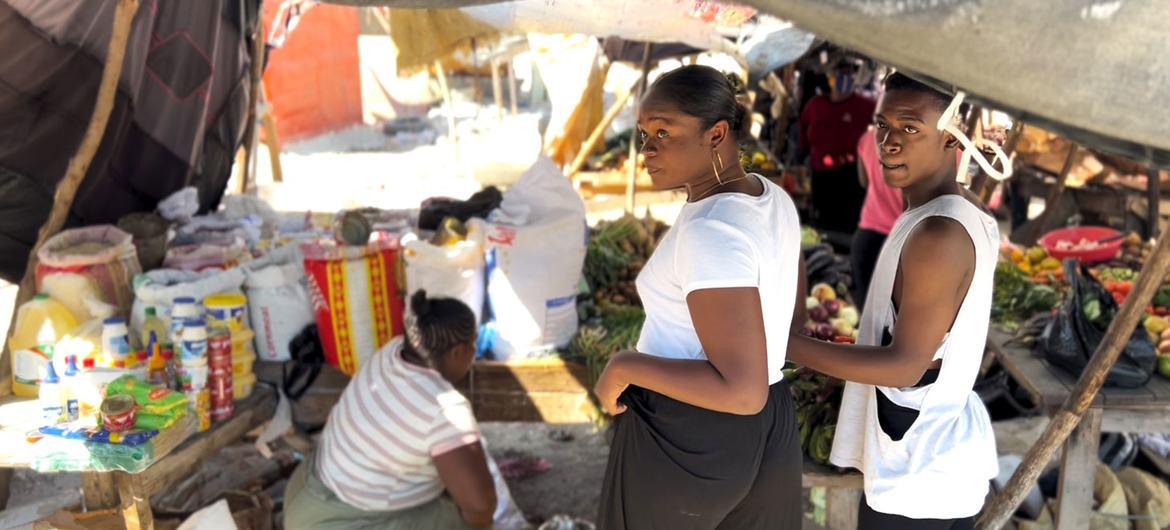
851, 126, 904, 307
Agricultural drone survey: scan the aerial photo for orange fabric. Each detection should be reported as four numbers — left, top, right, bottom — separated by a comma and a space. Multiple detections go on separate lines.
263, 4, 363, 141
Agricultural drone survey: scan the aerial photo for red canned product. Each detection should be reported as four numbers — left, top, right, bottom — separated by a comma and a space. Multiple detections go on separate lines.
101, 395, 137, 432
208, 328, 234, 422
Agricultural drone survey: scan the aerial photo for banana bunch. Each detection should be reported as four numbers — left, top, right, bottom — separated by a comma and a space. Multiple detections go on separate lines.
785, 364, 843, 465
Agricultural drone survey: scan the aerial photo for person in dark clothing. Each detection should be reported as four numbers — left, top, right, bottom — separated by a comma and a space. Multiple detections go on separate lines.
800, 62, 877, 235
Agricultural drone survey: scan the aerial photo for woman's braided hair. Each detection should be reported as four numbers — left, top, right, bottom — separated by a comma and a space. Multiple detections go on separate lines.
402, 290, 477, 366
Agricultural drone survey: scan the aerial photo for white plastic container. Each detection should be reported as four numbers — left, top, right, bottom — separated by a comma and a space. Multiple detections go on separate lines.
179, 319, 208, 366
169, 296, 201, 348
100, 317, 132, 368
39, 362, 64, 424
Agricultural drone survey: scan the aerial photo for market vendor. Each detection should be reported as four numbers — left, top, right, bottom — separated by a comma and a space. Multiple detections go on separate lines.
284, 291, 495, 530
593, 65, 805, 529
787, 72, 999, 530
799, 60, 876, 235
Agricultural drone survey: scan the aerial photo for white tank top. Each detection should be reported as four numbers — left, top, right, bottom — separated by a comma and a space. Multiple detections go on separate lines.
830, 195, 1000, 519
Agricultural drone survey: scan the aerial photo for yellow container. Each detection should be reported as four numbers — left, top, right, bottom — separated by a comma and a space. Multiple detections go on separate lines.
204, 293, 248, 331
233, 372, 257, 400
11, 294, 78, 397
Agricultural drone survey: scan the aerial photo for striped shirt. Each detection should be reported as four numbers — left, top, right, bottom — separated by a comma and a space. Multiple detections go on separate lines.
316, 338, 480, 511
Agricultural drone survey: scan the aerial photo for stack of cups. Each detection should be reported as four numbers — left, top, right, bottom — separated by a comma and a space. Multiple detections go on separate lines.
207, 327, 234, 422
179, 317, 210, 432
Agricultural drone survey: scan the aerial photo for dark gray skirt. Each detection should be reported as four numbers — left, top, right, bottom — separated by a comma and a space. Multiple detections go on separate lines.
598, 381, 802, 530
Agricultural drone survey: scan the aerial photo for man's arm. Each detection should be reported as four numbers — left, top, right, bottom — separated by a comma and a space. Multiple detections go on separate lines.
786, 217, 976, 387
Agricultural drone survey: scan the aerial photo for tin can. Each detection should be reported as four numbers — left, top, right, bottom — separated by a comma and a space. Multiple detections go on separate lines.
101, 395, 137, 432
187, 389, 211, 432
210, 378, 234, 422
208, 327, 234, 421
208, 329, 232, 366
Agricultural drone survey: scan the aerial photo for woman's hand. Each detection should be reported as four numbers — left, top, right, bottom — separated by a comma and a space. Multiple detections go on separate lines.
594, 353, 633, 415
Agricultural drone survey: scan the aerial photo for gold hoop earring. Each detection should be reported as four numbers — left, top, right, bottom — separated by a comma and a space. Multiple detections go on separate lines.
712, 150, 726, 185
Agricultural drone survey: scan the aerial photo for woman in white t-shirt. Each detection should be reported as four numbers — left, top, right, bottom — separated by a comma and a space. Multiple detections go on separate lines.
593, 65, 806, 529
284, 291, 496, 530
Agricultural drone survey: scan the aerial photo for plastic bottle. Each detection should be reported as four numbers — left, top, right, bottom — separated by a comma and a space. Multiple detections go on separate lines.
100, 317, 132, 368
39, 361, 64, 424
10, 294, 78, 398
62, 355, 80, 421
140, 307, 169, 349
170, 297, 200, 348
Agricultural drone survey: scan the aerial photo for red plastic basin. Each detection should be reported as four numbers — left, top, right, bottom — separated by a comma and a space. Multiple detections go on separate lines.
1039, 226, 1122, 264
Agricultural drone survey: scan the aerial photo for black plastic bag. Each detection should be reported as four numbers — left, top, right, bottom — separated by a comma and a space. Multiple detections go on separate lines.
1040, 259, 1155, 388
418, 186, 503, 230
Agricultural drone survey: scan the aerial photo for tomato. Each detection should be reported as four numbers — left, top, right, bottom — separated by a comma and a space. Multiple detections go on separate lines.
1103, 280, 1118, 292
1147, 306, 1157, 315
1113, 292, 1127, 305
1117, 282, 1134, 295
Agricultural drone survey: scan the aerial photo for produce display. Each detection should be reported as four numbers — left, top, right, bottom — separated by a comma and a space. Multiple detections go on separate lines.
997, 230, 1170, 382
582, 214, 669, 310
790, 281, 858, 465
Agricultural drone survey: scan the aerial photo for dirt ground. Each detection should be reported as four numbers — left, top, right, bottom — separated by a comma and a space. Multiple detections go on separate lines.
481, 422, 608, 526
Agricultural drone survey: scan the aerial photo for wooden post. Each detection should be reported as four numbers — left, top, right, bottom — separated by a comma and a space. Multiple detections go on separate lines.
82, 473, 119, 510
2, 0, 140, 382
1054, 408, 1101, 529
626, 42, 654, 213
1015, 144, 1079, 246
978, 223, 1170, 529
566, 80, 639, 179
491, 58, 504, 119
1147, 162, 1160, 239
116, 472, 153, 530
239, 18, 265, 194
259, 83, 283, 183
507, 61, 518, 115
434, 60, 459, 162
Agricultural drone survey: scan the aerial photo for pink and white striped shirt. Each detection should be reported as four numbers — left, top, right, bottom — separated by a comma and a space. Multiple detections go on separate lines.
316, 338, 480, 511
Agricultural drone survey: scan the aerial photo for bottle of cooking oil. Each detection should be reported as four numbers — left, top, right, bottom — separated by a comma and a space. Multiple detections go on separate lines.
10, 294, 78, 398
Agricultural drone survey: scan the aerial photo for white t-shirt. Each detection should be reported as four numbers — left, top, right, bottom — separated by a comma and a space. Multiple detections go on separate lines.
635, 175, 801, 385
316, 338, 481, 512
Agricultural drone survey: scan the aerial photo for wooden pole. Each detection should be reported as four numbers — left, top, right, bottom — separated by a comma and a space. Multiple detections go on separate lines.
0, 0, 138, 507
979, 223, 1170, 529
1015, 144, 1079, 246
4, 0, 140, 365
434, 60, 460, 166
507, 61, 518, 115
491, 58, 504, 119
1147, 161, 1160, 239
239, 17, 265, 194
259, 83, 283, 184
626, 42, 654, 213
566, 80, 639, 179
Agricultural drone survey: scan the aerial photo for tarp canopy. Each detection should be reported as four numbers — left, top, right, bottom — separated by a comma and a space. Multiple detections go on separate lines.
0, 0, 260, 283
743, 0, 1170, 170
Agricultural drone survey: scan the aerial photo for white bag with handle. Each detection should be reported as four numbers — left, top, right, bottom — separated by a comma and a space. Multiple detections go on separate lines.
402, 230, 486, 325
473, 156, 586, 360
242, 245, 314, 362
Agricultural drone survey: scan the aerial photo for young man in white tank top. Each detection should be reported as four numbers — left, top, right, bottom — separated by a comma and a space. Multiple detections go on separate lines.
785, 72, 999, 529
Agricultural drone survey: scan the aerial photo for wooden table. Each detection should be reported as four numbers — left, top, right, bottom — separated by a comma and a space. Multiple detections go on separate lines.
989, 329, 1170, 529
0, 385, 276, 530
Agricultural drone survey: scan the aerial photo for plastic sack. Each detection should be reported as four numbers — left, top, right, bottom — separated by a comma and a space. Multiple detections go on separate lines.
474, 157, 587, 360
244, 248, 314, 362
302, 238, 406, 376
131, 268, 246, 333
402, 230, 486, 325
36, 225, 141, 318
164, 238, 252, 272
1040, 260, 1155, 388
1116, 467, 1170, 530
1093, 464, 1130, 530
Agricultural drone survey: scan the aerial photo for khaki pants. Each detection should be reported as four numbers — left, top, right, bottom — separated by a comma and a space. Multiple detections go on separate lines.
283, 454, 475, 530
